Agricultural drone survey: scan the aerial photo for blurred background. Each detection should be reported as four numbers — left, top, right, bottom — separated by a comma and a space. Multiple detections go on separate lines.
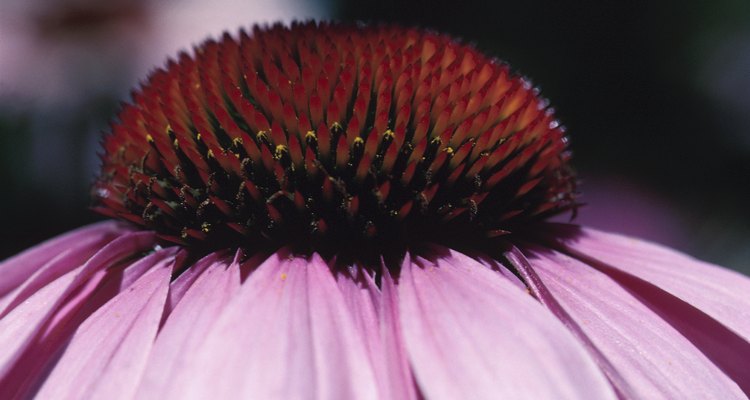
1, 0, 748, 273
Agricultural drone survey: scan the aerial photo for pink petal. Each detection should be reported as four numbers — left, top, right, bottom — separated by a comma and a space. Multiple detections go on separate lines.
135, 253, 242, 397
34, 252, 174, 400
161, 249, 232, 320
0, 221, 127, 297
0, 264, 82, 386
1, 244, 101, 314
378, 269, 419, 399
524, 246, 746, 399
337, 267, 417, 399
165, 251, 380, 399
472, 252, 528, 290
505, 245, 629, 396
549, 224, 750, 341
0, 238, 169, 398
398, 247, 616, 400
0, 249, 175, 397
543, 224, 750, 393
0, 231, 157, 382
336, 269, 383, 378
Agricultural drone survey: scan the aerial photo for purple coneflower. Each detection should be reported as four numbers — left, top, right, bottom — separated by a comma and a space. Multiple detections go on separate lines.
1, 22, 749, 399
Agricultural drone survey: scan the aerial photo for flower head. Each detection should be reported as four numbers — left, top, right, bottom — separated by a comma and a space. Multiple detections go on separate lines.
94, 21, 575, 255
2, 21, 749, 400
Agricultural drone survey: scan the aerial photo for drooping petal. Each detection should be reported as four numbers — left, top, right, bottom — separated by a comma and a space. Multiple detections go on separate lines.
0, 247, 175, 398
523, 245, 746, 399
0, 221, 128, 297
504, 245, 629, 396
337, 266, 417, 400
34, 253, 175, 400
1, 247, 99, 314
0, 231, 157, 382
163, 251, 380, 399
0, 264, 82, 385
135, 252, 242, 397
545, 224, 750, 341
540, 224, 750, 393
398, 246, 616, 400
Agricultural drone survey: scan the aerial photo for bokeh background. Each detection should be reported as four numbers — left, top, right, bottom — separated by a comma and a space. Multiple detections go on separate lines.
1, 0, 748, 273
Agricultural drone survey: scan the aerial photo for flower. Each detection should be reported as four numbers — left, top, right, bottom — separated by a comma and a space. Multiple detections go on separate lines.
1, 21, 749, 399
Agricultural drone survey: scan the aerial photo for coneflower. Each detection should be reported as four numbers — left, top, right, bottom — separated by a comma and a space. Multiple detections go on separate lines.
1, 21, 748, 399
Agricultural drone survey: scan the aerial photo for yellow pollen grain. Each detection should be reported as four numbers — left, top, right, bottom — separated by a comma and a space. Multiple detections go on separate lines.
353, 137, 364, 146
165, 124, 172, 134
280, 273, 287, 281
444, 146, 454, 155
146, 134, 154, 143
330, 122, 343, 131
257, 131, 268, 141
383, 129, 394, 139
207, 149, 215, 158
232, 137, 243, 147
305, 130, 317, 140
173, 139, 179, 148
196, 133, 202, 141
275, 144, 288, 159
201, 222, 211, 233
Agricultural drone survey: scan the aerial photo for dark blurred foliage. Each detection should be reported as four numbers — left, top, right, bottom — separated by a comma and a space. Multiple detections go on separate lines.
0, 0, 149, 259
1, 0, 748, 271
337, 0, 750, 271
0, 99, 119, 258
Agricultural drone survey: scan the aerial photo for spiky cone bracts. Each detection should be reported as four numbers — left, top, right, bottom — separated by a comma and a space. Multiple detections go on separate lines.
94, 21, 577, 253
